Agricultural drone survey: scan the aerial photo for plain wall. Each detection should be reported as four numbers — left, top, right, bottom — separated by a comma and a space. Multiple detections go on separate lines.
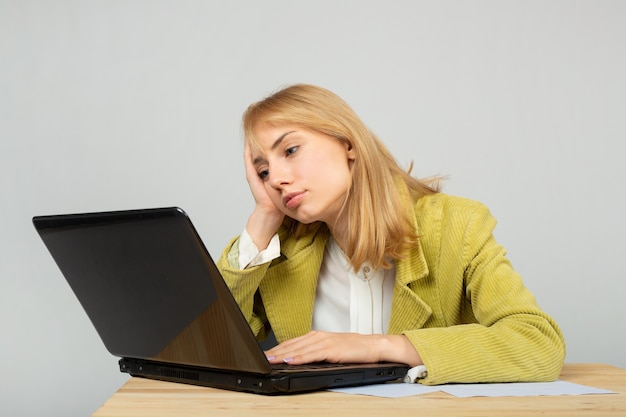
1, 1, 625, 416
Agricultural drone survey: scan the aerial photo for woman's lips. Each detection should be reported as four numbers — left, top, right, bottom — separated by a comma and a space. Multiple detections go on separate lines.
283, 191, 305, 209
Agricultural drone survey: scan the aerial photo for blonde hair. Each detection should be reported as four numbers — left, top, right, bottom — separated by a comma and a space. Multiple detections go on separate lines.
243, 84, 440, 271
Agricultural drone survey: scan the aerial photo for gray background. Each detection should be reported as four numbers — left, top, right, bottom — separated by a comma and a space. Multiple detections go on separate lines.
1, 1, 624, 416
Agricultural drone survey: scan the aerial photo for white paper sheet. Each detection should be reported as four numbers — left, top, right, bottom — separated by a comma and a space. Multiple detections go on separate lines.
440, 380, 616, 398
329, 380, 616, 398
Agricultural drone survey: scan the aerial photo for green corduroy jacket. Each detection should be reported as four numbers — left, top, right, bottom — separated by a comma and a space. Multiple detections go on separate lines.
217, 189, 566, 385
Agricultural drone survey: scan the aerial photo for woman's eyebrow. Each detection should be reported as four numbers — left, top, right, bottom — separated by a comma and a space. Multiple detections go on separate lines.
271, 130, 296, 150
253, 130, 296, 165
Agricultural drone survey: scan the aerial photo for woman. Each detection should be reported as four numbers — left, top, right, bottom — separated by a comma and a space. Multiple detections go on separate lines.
216, 84, 565, 385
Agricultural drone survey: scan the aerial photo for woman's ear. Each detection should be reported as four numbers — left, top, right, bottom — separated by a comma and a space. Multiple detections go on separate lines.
345, 142, 356, 161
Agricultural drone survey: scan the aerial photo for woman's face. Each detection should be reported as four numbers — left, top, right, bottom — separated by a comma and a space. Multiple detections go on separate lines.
250, 123, 355, 226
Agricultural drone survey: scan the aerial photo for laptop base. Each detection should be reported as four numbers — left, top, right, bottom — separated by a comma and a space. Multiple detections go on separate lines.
120, 358, 407, 395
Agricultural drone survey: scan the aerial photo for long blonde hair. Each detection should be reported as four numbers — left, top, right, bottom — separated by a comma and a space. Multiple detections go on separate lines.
243, 84, 440, 271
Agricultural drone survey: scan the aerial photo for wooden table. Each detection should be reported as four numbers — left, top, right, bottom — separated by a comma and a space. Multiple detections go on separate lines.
92, 363, 625, 416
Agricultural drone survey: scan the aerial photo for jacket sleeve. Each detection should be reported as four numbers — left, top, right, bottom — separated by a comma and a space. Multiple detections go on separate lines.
216, 237, 272, 341
403, 201, 566, 385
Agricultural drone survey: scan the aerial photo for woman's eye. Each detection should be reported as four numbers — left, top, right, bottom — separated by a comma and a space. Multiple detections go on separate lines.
285, 146, 299, 156
258, 169, 269, 180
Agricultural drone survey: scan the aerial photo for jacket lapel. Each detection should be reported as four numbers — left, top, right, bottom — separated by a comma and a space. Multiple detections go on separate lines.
259, 226, 329, 343
387, 241, 433, 334
388, 179, 434, 333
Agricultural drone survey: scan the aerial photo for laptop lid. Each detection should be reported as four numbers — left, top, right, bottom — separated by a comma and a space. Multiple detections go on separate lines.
33, 207, 271, 374
33, 207, 409, 393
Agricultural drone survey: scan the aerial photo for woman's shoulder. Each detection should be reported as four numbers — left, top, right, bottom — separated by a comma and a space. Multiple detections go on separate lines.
412, 193, 498, 249
415, 192, 490, 216
411, 193, 497, 235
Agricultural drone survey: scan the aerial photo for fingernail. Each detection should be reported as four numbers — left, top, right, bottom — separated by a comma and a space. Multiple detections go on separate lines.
283, 357, 294, 363
266, 355, 276, 360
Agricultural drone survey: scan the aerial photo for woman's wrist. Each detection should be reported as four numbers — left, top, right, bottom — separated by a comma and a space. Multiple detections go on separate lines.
376, 335, 423, 367
246, 209, 283, 250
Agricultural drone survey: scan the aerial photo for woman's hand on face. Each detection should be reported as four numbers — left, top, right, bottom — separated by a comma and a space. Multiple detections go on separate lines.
244, 143, 285, 250
264, 331, 422, 367
244, 144, 278, 213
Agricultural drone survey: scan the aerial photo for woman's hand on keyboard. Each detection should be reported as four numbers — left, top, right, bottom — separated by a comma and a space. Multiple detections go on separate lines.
264, 331, 422, 367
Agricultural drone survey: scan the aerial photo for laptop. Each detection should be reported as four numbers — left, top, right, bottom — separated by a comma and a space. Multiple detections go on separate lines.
33, 207, 409, 394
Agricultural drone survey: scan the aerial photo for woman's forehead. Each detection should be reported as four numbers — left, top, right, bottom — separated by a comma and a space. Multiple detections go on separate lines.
248, 123, 300, 145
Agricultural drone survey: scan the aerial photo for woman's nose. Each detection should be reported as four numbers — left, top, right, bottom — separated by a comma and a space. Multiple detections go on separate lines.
269, 164, 291, 189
